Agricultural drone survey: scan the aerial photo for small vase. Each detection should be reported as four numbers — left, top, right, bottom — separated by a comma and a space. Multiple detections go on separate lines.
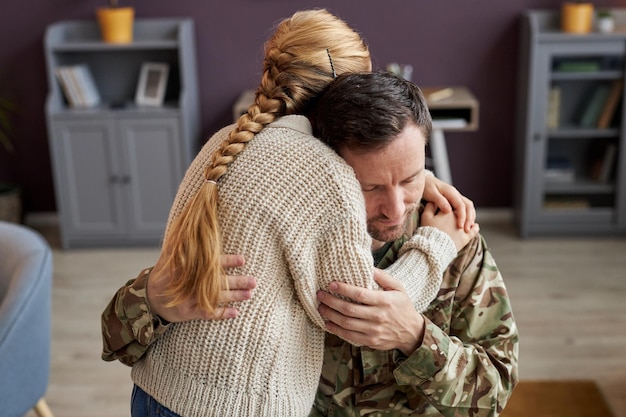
597, 16, 615, 33
561, 2, 594, 34
96, 7, 134, 44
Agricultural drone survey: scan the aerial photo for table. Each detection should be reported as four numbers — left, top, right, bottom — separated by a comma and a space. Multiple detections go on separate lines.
422, 86, 479, 184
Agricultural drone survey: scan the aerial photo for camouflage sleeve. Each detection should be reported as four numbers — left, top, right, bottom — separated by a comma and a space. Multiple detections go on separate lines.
392, 237, 519, 416
101, 267, 171, 367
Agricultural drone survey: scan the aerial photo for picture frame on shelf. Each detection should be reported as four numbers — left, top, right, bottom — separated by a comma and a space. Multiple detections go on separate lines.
135, 62, 169, 106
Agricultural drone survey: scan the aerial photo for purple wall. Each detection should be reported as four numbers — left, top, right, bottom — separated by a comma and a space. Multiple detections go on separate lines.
0, 0, 614, 213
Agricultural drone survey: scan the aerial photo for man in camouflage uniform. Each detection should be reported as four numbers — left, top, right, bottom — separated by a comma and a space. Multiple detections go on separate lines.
310, 211, 517, 416
307, 71, 518, 416
102, 72, 518, 416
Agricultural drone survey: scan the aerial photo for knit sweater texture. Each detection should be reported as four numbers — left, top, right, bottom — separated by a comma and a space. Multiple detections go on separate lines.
131, 115, 456, 417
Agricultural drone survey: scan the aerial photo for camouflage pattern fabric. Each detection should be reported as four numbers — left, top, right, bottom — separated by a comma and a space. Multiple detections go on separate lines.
310, 211, 519, 417
101, 267, 171, 367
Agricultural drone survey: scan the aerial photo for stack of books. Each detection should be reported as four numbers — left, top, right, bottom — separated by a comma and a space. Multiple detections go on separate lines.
55, 64, 101, 108
544, 156, 575, 183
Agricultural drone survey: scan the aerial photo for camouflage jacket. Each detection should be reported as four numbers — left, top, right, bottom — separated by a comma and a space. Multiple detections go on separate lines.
101, 213, 519, 416
101, 267, 170, 366
310, 223, 519, 416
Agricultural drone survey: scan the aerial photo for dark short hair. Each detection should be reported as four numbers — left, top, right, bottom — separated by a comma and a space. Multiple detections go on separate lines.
313, 71, 431, 153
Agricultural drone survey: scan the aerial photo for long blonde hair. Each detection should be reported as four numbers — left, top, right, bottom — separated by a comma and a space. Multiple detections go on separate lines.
160, 9, 372, 314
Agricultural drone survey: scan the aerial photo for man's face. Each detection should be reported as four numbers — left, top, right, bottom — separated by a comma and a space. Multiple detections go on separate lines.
339, 122, 427, 247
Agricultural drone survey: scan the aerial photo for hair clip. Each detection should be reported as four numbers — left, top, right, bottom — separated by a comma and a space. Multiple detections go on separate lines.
205, 179, 218, 185
326, 49, 337, 79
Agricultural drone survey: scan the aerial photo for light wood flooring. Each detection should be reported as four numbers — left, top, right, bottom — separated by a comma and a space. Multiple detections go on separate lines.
24, 210, 626, 417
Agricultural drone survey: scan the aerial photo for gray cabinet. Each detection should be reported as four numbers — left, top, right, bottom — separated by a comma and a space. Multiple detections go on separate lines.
51, 116, 182, 244
44, 19, 200, 248
515, 10, 626, 237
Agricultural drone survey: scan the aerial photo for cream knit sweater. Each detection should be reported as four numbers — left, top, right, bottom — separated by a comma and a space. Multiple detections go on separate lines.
131, 115, 456, 417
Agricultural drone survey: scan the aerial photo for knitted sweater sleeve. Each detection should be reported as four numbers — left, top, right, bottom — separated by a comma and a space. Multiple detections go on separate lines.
384, 226, 457, 312
287, 209, 378, 332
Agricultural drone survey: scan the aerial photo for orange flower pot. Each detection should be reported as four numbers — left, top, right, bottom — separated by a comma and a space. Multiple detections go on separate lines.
561, 2, 594, 34
96, 7, 134, 43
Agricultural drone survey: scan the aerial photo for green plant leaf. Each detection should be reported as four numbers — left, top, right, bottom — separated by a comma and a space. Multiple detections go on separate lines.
0, 96, 17, 153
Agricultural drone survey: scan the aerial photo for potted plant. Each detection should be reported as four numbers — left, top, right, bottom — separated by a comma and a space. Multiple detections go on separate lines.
0, 95, 22, 223
597, 9, 615, 33
96, 0, 135, 44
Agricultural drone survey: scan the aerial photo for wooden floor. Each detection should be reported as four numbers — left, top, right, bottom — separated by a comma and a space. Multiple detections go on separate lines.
24, 210, 626, 417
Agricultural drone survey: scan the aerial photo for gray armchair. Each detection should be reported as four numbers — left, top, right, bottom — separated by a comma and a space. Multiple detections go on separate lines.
0, 221, 54, 417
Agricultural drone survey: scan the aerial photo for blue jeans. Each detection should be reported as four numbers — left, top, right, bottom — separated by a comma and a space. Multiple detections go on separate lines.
131, 384, 181, 417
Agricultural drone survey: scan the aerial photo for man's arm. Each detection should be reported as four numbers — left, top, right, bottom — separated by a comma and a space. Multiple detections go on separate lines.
317, 270, 426, 355
101, 268, 170, 366
317, 236, 519, 416
392, 236, 518, 415
101, 256, 256, 366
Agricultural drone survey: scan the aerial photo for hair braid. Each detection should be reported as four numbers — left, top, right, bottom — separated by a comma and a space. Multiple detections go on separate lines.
159, 80, 285, 314
158, 8, 371, 314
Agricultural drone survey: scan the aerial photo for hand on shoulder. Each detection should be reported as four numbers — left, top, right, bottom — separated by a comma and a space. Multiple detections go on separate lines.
421, 202, 480, 251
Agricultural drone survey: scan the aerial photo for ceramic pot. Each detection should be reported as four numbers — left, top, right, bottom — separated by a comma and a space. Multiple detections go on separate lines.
597, 16, 615, 33
96, 7, 134, 43
561, 2, 594, 34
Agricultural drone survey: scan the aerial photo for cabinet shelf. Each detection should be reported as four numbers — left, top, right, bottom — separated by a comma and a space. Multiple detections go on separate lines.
547, 127, 620, 138
544, 180, 615, 194
46, 18, 184, 43
515, 9, 626, 237
551, 70, 623, 80
47, 101, 182, 117
44, 19, 201, 248
50, 40, 179, 52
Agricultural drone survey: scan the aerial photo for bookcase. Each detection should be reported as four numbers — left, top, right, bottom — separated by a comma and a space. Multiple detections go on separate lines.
44, 19, 201, 248
514, 9, 626, 237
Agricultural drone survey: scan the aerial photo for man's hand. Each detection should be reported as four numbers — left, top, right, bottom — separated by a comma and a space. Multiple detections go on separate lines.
148, 254, 256, 323
317, 269, 425, 355
423, 173, 476, 232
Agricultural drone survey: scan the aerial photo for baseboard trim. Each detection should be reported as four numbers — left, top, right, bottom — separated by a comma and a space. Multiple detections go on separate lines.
476, 208, 513, 223
24, 211, 59, 228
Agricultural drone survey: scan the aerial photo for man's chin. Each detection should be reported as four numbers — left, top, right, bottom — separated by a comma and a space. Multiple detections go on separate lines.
368, 225, 405, 244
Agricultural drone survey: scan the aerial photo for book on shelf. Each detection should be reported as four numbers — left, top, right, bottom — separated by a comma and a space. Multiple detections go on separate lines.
578, 84, 611, 128
545, 156, 575, 183
73, 64, 101, 108
598, 144, 617, 183
597, 80, 623, 129
543, 197, 590, 210
422, 87, 454, 102
56, 64, 101, 108
555, 61, 600, 72
588, 141, 617, 183
55, 68, 80, 108
431, 118, 467, 129
547, 86, 561, 129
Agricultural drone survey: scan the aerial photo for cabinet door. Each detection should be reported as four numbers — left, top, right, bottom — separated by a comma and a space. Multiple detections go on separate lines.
526, 41, 626, 235
118, 118, 183, 237
51, 119, 126, 237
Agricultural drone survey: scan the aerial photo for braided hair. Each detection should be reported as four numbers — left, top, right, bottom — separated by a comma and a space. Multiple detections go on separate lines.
160, 9, 372, 313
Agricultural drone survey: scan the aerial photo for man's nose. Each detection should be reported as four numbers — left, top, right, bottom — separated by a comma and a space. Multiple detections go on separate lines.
381, 188, 406, 221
